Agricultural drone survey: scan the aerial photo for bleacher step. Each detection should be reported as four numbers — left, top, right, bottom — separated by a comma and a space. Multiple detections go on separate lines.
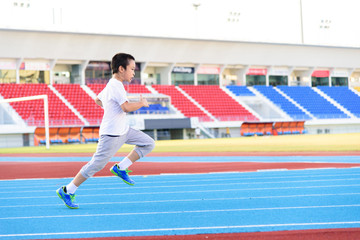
314, 87, 355, 119
48, 85, 89, 125
175, 86, 218, 122
274, 87, 316, 119
221, 86, 263, 121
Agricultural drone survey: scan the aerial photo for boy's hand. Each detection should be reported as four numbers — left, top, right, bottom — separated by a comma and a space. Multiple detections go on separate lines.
140, 95, 149, 107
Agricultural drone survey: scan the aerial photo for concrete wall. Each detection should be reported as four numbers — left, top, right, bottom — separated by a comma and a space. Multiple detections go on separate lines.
1, 29, 360, 70
0, 133, 34, 148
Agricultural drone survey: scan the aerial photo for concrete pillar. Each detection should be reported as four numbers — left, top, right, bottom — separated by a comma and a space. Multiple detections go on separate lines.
266, 66, 272, 86
140, 62, 149, 85
288, 66, 294, 86
194, 64, 201, 85
80, 60, 89, 85
219, 64, 227, 86
49, 59, 57, 85
158, 63, 175, 85
15, 58, 23, 84
303, 67, 314, 87
235, 65, 249, 86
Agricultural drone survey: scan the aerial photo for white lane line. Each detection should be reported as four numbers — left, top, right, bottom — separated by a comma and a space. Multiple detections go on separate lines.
2, 183, 360, 200
1, 192, 360, 208
257, 169, 288, 172
2, 172, 360, 190
2, 177, 360, 194
1, 221, 360, 238
1, 204, 360, 220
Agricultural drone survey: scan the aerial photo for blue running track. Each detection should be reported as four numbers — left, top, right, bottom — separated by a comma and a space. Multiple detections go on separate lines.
1, 164, 360, 239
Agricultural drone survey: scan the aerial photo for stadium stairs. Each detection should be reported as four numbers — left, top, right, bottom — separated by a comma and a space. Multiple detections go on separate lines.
227, 85, 358, 121
86, 83, 172, 115
249, 85, 312, 120
0, 83, 83, 126
52, 84, 103, 125
151, 85, 214, 122
87, 83, 152, 95
316, 86, 360, 118
277, 86, 350, 119
2, 83, 360, 144
178, 85, 259, 122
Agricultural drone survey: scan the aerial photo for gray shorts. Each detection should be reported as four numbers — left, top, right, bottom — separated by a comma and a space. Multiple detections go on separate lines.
80, 128, 155, 178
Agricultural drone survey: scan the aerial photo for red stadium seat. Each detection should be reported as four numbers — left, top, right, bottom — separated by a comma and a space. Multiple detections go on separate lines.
179, 85, 258, 122
0, 84, 83, 127
53, 84, 103, 125
152, 85, 213, 122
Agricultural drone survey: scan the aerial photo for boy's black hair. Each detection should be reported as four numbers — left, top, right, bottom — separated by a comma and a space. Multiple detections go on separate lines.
111, 53, 135, 74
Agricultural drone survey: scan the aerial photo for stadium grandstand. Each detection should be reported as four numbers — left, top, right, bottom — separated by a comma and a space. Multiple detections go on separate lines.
1, 0, 360, 147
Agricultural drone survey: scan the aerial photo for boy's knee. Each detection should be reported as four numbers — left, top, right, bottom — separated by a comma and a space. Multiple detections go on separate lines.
149, 139, 155, 152
94, 162, 107, 172
136, 140, 155, 158
81, 160, 108, 178
143, 140, 155, 154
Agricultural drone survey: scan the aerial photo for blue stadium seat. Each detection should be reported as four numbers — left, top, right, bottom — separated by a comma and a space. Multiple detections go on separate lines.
133, 104, 170, 114
68, 138, 80, 143
277, 86, 349, 119
317, 86, 360, 118
253, 85, 311, 120
226, 86, 255, 96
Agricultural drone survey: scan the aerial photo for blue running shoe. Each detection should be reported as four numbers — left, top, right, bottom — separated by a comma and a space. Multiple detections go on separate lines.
56, 186, 79, 209
110, 163, 135, 186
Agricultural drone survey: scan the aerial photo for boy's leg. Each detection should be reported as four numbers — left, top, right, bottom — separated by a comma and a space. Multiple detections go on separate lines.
117, 150, 140, 169
110, 128, 155, 185
81, 135, 126, 178
110, 150, 140, 185
57, 135, 125, 208
125, 128, 155, 159
68, 171, 87, 193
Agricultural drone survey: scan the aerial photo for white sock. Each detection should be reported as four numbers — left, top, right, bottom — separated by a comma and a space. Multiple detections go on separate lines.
118, 157, 133, 170
66, 182, 78, 194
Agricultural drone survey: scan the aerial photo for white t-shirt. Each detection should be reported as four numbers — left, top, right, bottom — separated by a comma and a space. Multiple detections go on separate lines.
97, 78, 129, 135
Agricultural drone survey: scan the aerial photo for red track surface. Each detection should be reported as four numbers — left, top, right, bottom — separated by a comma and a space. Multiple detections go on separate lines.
2, 151, 360, 157
1, 161, 360, 180
51, 228, 360, 240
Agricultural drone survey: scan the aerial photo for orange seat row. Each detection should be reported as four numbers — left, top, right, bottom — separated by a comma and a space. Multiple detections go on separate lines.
240, 121, 306, 136
34, 127, 100, 145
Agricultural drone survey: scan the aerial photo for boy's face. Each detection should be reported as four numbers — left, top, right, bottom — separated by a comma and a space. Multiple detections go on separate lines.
119, 60, 136, 82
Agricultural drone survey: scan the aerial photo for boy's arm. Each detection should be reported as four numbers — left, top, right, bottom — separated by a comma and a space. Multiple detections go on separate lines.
121, 95, 149, 113
95, 97, 103, 107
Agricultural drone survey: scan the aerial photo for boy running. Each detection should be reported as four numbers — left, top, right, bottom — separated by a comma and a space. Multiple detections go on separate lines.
56, 53, 155, 209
